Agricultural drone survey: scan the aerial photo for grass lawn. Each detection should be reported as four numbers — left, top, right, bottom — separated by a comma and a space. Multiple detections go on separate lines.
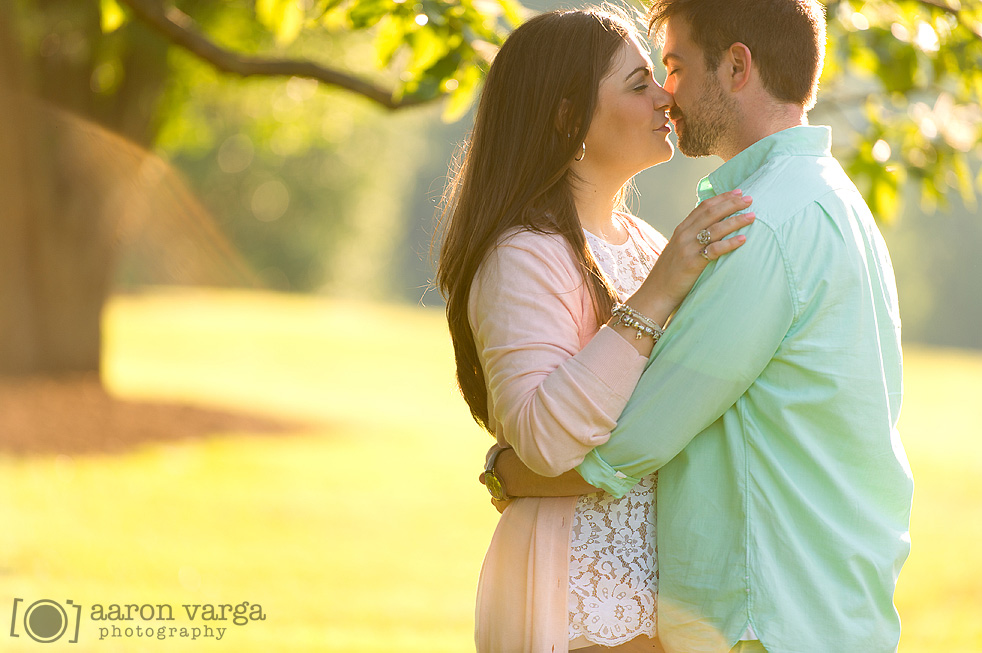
0, 288, 979, 652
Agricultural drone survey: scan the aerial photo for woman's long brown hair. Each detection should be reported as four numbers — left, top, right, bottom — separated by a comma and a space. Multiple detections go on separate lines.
436, 8, 637, 432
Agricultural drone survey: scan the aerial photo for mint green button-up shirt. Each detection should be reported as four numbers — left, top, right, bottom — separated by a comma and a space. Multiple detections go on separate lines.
577, 126, 914, 653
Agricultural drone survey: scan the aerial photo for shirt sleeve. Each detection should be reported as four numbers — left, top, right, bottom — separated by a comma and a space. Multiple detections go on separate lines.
576, 221, 796, 496
470, 231, 648, 477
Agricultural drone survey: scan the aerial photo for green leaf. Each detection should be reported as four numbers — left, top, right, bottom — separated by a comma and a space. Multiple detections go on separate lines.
100, 0, 128, 34
374, 15, 407, 68
346, 0, 390, 29
314, 0, 350, 17
256, 0, 306, 45
404, 26, 453, 80
442, 61, 481, 121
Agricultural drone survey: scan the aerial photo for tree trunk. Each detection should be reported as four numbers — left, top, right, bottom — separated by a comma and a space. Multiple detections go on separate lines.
0, 24, 46, 374
0, 0, 169, 378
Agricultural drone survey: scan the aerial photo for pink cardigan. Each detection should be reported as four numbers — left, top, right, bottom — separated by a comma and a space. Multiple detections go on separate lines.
469, 228, 648, 652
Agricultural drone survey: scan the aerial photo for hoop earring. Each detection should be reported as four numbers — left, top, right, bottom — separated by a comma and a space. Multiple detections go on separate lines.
574, 142, 586, 162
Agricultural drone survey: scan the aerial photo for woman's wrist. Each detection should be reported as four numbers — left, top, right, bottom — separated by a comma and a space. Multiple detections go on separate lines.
621, 288, 676, 329
611, 303, 665, 343
606, 289, 675, 355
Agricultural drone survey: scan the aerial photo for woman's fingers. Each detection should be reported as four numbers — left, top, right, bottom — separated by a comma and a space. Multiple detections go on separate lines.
675, 192, 755, 266
683, 190, 752, 230
696, 208, 755, 263
639, 190, 754, 309
704, 232, 748, 261
674, 211, 753, 265
707, 211, 756, 240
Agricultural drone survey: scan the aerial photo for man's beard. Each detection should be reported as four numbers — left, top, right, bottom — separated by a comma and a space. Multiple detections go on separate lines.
672, 76, 738, 158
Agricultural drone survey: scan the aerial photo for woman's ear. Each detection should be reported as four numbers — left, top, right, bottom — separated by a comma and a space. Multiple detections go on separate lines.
723, 42, 753, 92
555, 98, 577, 136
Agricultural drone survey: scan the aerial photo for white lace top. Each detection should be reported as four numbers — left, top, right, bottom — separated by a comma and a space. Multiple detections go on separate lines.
568, 214, 667, 648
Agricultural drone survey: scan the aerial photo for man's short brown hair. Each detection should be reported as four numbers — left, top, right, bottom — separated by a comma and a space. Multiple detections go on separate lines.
649, 0, 826, 109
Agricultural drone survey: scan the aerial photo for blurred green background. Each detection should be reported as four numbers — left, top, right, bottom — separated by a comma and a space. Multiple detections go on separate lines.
1, 0, 980, 651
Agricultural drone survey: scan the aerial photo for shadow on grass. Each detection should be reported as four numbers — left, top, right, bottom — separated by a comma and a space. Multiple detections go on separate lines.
0, 373, 305, 455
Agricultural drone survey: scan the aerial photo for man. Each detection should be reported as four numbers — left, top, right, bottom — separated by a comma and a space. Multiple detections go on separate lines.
485, 1, 914, 651
572, 1, 914, 651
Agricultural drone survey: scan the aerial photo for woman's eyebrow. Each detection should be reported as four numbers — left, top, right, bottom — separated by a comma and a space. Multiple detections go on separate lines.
624, 66, 651, 81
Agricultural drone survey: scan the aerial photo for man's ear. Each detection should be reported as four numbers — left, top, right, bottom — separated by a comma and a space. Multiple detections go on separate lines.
722, 42, 753, 92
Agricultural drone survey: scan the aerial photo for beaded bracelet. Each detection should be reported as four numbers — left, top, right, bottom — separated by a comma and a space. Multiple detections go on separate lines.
612, 303, 665, 343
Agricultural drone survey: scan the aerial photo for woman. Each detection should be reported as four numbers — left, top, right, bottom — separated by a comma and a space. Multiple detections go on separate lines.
436, 8, 755, 652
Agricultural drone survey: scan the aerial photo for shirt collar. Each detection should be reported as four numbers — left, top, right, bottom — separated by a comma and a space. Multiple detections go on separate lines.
696, 125, 833, 201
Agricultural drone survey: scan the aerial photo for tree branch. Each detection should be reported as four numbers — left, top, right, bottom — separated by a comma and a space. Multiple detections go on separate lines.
116, 0, 436, 110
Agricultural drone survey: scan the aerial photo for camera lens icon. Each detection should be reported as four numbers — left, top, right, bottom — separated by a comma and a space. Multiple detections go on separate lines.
9, 598, 81, 644
24, 600, 68, 643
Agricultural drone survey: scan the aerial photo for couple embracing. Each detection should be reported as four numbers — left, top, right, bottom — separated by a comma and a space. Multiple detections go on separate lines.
437, 1, 914, 651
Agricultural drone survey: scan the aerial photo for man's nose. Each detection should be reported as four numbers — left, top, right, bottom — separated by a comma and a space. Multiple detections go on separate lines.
653, 86, 674, 112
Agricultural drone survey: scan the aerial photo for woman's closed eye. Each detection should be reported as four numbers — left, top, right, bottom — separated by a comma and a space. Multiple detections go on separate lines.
631, 69, 652, 92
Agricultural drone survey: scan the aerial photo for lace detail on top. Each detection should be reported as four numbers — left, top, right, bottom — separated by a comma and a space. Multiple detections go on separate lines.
582, 215, 663, 296
568, 215, 665, 646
